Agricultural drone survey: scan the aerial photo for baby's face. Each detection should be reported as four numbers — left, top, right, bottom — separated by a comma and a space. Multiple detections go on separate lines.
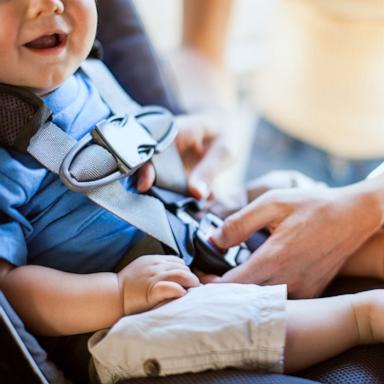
0, 0, 97, 95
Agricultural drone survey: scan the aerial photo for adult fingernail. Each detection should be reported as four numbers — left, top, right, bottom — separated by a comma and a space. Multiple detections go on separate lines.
209, 226, 226, 247
208, 235, 226, 252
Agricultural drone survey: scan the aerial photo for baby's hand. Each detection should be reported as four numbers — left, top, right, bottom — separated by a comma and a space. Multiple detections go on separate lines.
117, 255, 199, 315
135, 162, 156, 192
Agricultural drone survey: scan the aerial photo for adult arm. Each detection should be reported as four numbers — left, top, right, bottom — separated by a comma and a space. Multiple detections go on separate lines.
97, 0, 236, 198
209, 176, 384, 298
183, 0, 233, 66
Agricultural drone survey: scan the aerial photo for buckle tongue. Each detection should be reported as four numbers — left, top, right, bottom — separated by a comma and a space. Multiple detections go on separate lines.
59, 107, 176, 192
92, 114, 157, 174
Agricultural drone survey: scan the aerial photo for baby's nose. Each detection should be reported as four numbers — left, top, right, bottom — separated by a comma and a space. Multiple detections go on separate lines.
27, 0, 64, 19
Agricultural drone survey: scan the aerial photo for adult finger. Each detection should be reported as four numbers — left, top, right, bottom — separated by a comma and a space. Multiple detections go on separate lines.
188, 139, 232, 199
211, 237, 285, 285
193, 268, 223, 284
262, 244, 347, 298
210, 195, 278, 249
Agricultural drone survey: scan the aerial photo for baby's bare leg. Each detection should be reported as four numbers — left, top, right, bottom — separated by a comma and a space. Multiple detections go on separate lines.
340, 230, 384, 279
284, 289, 384, 373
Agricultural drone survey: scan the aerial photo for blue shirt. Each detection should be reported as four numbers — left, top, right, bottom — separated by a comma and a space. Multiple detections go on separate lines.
0, 72, 141, 273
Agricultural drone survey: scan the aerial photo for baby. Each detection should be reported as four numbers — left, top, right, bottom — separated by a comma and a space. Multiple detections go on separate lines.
0, 0, 383, 378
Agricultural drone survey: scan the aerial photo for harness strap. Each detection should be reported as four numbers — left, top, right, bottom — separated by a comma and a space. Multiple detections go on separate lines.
1, 59, 259, 273
26, 59, 186, 254
81, 59, 188, 194
28, 121, 180, 254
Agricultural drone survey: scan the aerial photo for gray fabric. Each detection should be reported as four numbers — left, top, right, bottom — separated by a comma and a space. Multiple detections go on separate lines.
28, 121, 77, 173
70, 144, 117, 181
28, 121, 179, 253
0, 88, 35, 147
0, 83, 52, 152
300, 344, 384, 384
118, 372, 318, 384
88, 182, 178, 253
82, 59, 141, 115
27, 60, 181, 253
81, 58, 187, 193
152, 144, 188, 194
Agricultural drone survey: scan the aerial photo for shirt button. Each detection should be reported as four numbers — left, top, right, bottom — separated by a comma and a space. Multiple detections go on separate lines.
143, 359, 161, 377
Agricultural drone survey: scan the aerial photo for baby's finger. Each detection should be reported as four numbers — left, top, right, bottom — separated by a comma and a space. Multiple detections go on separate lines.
158, 256, 189, 266
161, 262, 191, 272
136, 162, 156, 192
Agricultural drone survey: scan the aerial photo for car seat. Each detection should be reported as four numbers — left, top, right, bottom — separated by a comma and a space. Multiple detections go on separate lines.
1, 1, 384, 383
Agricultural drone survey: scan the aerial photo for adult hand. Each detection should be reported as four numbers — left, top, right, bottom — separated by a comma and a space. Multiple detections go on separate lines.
207, 183, 383, 298
135, 112, 235, 199
339, 229, 384, 280
175, 114, 234, 199
210, 170, 324, 218
245, 170, 325, 202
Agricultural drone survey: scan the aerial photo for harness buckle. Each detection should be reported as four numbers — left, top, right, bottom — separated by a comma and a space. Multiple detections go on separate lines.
92, 114, 157, 174
149, 186, 268, 275
59, 107, 176, 192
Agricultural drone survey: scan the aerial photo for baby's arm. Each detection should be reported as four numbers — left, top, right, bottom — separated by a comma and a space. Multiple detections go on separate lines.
0, 256, 198, 336
285, 289, 384, 372
339, 229, 384, 279
0, 259, 122, 336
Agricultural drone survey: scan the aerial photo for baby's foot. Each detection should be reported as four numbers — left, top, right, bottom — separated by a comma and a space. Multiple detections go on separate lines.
352, 289, 384, 344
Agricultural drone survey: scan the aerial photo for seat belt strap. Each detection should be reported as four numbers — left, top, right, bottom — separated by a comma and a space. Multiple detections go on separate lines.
81, 58, 140, 115
28, 120, 179, 253
26, 59, 185, 254
81, 59, 188, 194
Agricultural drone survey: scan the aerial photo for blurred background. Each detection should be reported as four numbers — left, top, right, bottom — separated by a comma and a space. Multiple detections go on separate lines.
135, 0, 277, 74
135, 0, 279, 193
133, 0, 384, 197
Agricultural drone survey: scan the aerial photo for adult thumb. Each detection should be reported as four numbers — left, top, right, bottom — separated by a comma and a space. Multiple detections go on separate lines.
188, 140, 232, 199
210, 198, 274, 249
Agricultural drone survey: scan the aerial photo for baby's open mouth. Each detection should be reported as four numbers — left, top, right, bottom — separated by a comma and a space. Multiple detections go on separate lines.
25, 33, 67, 49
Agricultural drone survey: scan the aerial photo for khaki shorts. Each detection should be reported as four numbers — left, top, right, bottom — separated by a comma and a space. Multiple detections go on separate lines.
89, 283, 287, 383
